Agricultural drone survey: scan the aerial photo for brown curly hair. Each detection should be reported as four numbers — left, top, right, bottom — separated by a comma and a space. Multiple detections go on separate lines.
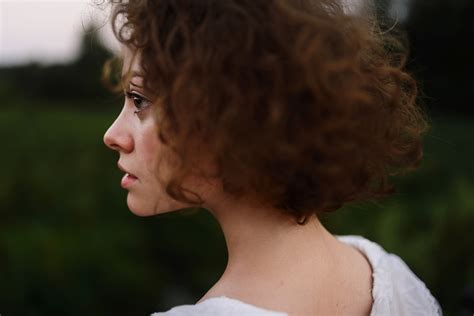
103, 0, 430, 224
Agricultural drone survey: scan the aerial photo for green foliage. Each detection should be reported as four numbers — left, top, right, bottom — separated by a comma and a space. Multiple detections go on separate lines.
0, 107, 472, 315
0, 106, 226, 315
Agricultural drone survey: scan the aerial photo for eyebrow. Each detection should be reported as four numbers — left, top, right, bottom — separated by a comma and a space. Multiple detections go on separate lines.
130, 80, 142, 88
120, 71, 144, 90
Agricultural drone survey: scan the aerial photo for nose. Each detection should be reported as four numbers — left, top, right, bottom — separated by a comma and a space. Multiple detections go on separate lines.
103, 111, 133, 153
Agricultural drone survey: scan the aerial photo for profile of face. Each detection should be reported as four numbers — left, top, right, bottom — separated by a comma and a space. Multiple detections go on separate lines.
103, 49, 202, 216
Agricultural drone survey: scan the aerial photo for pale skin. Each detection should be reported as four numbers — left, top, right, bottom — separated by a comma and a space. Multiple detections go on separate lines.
103, 49, 374, 316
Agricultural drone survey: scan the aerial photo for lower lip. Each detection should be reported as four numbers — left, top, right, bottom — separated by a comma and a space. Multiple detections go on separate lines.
121, 174, 138, 188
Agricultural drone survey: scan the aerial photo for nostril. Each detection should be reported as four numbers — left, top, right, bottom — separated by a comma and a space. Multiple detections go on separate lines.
102, 116, 134, 153
105, 139, 119, 151
103, 128, 134, 153
103, 131, 117, 150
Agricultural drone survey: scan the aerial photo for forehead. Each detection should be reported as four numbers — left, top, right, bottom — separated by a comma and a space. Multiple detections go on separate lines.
121, 46, 142, 76
121, 46, 144, 85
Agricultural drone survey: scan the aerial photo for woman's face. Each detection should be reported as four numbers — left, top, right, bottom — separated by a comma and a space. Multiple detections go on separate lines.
103, 50, 198, 216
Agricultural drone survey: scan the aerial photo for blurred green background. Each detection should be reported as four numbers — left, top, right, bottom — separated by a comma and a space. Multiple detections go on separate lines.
0, 0, 473, 315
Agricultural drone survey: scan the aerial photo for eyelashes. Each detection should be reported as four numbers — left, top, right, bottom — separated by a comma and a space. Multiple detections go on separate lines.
124, 90, 152, 115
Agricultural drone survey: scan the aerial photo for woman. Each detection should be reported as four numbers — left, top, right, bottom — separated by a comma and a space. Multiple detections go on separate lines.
103, 0, 442, 315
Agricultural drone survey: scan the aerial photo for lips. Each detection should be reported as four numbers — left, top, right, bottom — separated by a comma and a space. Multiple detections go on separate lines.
121, 173, 138, 188
118, 162, 138, 188
117, 162, 138, 178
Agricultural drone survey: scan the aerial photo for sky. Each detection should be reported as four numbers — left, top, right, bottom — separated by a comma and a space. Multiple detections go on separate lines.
0, 0, 408, 66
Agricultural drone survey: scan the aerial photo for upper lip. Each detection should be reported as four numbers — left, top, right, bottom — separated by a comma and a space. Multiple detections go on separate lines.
118, 162, 137, 178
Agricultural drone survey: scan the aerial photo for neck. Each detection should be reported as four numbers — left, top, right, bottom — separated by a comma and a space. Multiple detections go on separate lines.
202, 195, 339, 300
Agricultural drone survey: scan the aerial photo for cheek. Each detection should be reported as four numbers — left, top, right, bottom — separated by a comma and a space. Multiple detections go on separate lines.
137, 124, 173, 184
138, 126, 161, 174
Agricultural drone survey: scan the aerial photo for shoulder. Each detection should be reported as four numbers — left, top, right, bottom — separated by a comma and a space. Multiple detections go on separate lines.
150, 235, 443, 316
150, 296, 287, 316
335, 235, 443, 316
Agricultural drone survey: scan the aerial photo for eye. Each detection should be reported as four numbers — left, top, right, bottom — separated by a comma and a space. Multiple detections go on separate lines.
125, 91, 151, 114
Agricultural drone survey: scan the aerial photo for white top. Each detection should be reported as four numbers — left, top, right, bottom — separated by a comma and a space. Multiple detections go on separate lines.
151, 235, 443, 316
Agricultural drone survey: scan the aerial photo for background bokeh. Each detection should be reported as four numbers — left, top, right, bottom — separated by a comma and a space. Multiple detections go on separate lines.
0, 0, 473, 315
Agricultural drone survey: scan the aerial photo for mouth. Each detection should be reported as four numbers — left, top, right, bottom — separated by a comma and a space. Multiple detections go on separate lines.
121, 173, 138, 188
118, 162, 138, 188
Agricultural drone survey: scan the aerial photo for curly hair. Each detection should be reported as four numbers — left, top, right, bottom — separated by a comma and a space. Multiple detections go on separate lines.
103, 0, 430, 224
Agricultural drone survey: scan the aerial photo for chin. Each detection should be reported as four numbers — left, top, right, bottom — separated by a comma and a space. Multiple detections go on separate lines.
126, 194, 157, 216
126, 193, 184, 217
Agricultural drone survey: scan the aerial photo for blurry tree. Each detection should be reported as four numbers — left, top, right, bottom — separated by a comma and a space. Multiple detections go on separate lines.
372, 0, 474, 115
0, 24, 114, 108
404, 0, 474, 115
